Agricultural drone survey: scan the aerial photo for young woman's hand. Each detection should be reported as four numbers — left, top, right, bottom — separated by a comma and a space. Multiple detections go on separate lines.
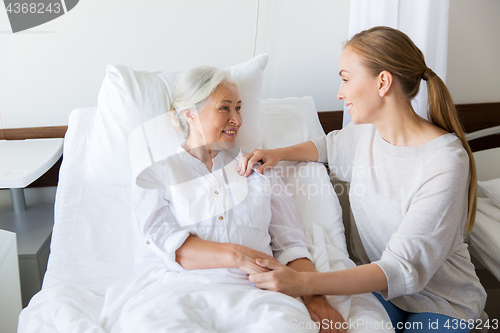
250, 260, 346, 332
230, 244, 278, 275
248, 259, 308, 297
237, 148, 282, 177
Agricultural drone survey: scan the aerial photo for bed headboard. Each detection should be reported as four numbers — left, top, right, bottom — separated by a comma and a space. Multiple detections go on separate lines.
2, 102, 499, 188
457, 103, 500, 152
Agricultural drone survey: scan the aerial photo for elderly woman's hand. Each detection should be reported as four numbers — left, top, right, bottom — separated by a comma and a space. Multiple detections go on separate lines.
230, 244, 279, 275
237, 148, 282, 177
303, 295, 347, 333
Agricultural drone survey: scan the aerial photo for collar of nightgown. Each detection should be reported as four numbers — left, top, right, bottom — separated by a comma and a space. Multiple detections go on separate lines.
175, 144, 241, 175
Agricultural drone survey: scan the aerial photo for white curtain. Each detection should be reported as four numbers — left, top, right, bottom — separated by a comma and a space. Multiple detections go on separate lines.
343, 0, 450, 127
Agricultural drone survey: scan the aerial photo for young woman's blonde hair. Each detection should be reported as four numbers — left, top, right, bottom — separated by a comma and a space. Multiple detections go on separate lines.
345, 26, 477, 234
170, 66, 238, 138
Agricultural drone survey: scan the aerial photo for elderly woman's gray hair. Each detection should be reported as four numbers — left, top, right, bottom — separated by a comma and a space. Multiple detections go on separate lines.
170, 66, 239, 137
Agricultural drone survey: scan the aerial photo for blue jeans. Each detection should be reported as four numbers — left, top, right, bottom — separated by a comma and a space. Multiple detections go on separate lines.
373, 293, 472, 333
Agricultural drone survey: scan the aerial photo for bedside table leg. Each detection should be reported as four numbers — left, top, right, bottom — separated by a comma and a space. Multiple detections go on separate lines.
10, 188, 27, 212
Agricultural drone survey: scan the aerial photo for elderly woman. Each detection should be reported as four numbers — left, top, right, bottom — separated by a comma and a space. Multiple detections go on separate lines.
99, 67, 344, 333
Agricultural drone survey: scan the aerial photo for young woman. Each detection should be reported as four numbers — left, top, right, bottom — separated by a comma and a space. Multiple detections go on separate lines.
238, 26, 486, 333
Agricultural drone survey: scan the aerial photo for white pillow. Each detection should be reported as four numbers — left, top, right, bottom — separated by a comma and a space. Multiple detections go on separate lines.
260, 96, 325, 149
86, 54, 268, 185
260, 96, 349, 259
128, 113, 183, 182
478, 178, 500, 208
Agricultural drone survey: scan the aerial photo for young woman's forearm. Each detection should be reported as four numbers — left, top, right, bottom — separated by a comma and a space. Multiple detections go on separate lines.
276, 141, 319, 163
302, 263, 388, 296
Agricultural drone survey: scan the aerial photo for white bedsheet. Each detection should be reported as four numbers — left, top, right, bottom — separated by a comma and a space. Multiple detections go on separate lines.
469, 145, 500, 283
19, 108, 393, 333
470, 201, 500, 282
477, 197, 500, 222
19, 108, 111, 333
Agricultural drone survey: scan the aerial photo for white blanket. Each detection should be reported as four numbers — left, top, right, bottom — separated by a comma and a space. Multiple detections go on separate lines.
100, 268, 318, 332
21, 243, 392, 333
96, 230, 393, 333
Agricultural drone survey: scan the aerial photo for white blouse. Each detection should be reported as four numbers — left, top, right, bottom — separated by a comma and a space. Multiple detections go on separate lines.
131, 146, 312, 272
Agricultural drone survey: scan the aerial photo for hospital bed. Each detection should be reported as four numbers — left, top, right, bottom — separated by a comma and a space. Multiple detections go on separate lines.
17, 55, 393, 332
467, 125, 500, 282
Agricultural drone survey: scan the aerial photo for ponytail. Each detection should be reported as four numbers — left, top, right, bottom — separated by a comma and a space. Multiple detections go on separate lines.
425, 70, 477, 234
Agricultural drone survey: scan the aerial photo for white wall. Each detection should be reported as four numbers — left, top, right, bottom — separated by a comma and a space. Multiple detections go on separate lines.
0, 0, 350, 131
447, 0, 500, 104
0, 0, 258, 129
256, 0, 350, 111
1, 0, 497, 128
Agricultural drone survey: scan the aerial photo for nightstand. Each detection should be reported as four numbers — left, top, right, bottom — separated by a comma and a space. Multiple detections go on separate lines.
0, 138, 63, 308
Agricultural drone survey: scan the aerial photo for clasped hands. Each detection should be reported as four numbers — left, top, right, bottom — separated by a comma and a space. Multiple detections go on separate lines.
234, 246, 346, 333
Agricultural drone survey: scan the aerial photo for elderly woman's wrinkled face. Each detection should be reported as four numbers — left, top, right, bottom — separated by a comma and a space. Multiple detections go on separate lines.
196, 82, 242, 146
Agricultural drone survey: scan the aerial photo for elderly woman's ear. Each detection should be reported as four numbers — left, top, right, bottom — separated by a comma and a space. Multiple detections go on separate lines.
183, 109, 196, 126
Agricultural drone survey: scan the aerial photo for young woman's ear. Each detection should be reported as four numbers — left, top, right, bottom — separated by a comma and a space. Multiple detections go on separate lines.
378, 70, 393, 97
